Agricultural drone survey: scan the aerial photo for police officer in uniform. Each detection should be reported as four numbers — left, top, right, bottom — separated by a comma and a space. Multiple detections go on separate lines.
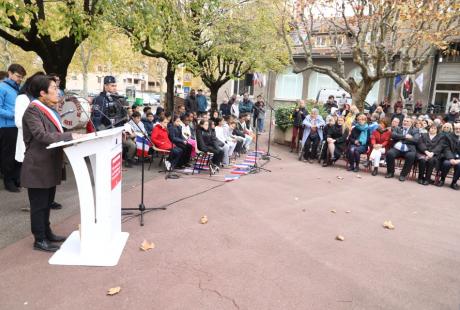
91, 76, 127, 131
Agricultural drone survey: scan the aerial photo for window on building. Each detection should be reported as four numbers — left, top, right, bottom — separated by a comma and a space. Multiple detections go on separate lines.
134, 79, 139, 85
332, 36, 343, 46
233, 79, 254, 96
315, 36, 327, 47
72, 75, 77, 80
275, 67, 303, 100
97, 76, 102, 83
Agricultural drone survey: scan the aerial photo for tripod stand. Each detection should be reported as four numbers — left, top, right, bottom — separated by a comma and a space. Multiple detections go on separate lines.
121, 119, 166, 226
249, 110, 271, 174
262, 104, 281, 161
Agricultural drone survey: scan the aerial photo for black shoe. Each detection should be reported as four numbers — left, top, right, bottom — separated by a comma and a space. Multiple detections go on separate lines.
322, 162, 329, 167
346, 166, 354, 171
422, 180, 430, 185
450, 183, 459, 190
385, 173, 394, 178
353, 167, 359, 172
50, 202, 62, 210
399, 175, 406, 182
417, 178, 424, 185
33, 240, 60, 252
4, 181, 20, 192
371, 168, 378, 176
124, 160, 133, 168
46, 231, 67, 242
436, 179, 445, 187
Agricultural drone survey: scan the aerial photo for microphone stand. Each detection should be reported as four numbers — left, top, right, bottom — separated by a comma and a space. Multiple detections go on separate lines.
121, 116, 166, 226
262, 104, 281, 161
249, 105, 270, 174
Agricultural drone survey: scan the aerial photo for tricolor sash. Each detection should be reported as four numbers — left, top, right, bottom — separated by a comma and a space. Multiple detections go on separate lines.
31, 100, 63, 133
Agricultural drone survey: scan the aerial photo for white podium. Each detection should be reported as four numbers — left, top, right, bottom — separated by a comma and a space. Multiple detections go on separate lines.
47, 127, 129, 266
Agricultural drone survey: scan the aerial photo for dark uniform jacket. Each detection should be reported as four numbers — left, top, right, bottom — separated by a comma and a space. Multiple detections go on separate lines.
21, 104, 73, 188
91, 91, 127, 130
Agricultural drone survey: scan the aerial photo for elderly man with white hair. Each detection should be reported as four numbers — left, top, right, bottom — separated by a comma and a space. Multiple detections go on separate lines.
385, 117, 420, 181
300, 108, 325, 163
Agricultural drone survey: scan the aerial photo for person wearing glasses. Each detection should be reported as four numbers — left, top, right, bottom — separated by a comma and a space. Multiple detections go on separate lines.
437, 123, 460, 190
0, 64, 27, 192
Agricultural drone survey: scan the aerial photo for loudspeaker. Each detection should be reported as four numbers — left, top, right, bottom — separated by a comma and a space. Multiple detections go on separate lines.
244, 73, 254, 87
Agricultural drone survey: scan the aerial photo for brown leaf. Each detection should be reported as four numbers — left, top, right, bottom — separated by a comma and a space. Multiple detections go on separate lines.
383, 220, 395, 230
356, 174, 362, 179
200, 215, 208, 224
336, 235, 345, 241
336, 176, 344, 180
345, 210, 351, 213
107, 286, 121, 296
140, 240, 155, 251
302, 209, 306, 212
330, 209, 337, 213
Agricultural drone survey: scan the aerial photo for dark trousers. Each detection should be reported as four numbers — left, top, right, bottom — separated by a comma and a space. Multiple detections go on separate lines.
175, 143, 193, 167
28, 187, 56, 241
0, 127, 20, 184
207, 147, 224, 166
168, 147, 184, 169
290, 126, 303, 151
347, 145, 367, 168
440, 160, 460, 184
303, 134, 320, 160
417, 157, 437, 181
386, 148, 416, 176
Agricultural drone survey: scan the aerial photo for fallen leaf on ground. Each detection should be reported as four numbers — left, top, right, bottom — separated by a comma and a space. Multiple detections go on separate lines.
330, 209, 337, 213
107, 287, 121, 296
336, 235, 345, 241
200, 215, 208, 224
356, 174, 362, 179
345, 210, 351, 213
336, 176, 344, 180
140, 240, 155, 251
294, 197, 299, 201
302, 209, 306, 212
383, 220, 395, 230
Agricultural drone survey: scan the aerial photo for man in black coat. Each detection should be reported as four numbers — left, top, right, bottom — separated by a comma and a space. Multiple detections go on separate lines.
437, 123, 460, 190
185, 89, 198, 113
385, 117, 420, 181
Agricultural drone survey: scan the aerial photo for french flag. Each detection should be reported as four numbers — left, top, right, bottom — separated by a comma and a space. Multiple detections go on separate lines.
136, 136, 151, 158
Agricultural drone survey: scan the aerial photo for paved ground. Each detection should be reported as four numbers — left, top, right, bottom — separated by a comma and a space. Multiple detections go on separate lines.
0, 143, 459, 310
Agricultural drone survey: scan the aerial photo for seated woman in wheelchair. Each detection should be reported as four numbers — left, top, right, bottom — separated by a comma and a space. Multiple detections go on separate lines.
322, 116, 349, 167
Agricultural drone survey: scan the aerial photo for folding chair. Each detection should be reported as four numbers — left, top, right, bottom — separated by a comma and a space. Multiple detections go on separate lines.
192, 149, 214, 176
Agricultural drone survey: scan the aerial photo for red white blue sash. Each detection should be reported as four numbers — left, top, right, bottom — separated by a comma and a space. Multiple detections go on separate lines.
31, 100, 63, 133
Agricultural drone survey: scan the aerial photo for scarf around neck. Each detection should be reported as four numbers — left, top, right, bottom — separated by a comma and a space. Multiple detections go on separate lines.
355, 123, 369, 145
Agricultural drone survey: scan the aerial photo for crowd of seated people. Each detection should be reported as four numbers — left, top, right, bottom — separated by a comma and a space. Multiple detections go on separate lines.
298, 107, 460, 190
125, 107, 256, 175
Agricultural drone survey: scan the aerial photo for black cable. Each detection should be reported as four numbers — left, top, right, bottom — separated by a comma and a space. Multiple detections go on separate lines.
121, 181, 227, 223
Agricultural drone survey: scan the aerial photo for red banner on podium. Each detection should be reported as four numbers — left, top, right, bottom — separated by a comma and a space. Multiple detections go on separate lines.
111, 153, 122, 190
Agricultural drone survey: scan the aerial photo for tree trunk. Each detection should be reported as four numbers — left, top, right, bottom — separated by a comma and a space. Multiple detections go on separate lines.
165, 62, 175, 113
39, 43, 78, 91
351, 81, 374, 112
82, 70, 88, 98
209, 85, 219, 111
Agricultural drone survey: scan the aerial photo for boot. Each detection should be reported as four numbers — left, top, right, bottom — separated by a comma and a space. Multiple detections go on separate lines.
371, 167, 378, 176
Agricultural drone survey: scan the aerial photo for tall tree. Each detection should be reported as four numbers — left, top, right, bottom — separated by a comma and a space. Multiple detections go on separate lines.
110, 0, 194, 112
277, 0, 460, 109
0, 0, 105, 89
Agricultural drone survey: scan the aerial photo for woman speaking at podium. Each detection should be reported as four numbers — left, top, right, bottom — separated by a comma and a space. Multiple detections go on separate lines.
21, 75, 83, 252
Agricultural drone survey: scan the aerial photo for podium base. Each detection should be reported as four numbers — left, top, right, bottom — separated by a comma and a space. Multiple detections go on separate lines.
48, 231, 129, 267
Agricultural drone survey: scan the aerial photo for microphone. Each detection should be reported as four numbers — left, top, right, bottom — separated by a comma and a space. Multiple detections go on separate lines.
93, 105, 127, 130
60, 109, 75, 117
81, 105, 98, 136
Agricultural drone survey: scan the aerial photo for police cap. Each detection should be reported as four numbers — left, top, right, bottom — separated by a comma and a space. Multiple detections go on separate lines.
103, 75, 116, 84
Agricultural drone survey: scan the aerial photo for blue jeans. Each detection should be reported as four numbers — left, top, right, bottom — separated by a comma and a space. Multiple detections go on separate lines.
256, 118, 264, 132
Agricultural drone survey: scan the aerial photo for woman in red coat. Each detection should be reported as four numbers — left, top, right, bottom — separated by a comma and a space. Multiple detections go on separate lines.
369, 118, 392, 176
151, 116, 183, 171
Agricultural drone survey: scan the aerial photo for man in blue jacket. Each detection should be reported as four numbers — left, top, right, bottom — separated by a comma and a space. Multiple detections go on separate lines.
196, 89, 208, 116
0, 64, 26, 192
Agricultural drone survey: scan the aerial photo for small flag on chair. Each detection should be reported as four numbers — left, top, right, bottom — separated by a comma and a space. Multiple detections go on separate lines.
136, 136, 151, 157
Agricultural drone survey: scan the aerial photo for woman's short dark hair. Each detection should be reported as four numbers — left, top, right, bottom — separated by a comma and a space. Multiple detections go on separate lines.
379, 118, 389, 127
19, 71, 45, 97
30, 75, 55, 99
180, 114, 188, 122
171, 115, 180, 123
155, 107, 164, 115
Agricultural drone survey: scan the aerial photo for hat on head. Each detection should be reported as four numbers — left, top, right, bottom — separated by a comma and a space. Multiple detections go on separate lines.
103, 75, 116, 84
